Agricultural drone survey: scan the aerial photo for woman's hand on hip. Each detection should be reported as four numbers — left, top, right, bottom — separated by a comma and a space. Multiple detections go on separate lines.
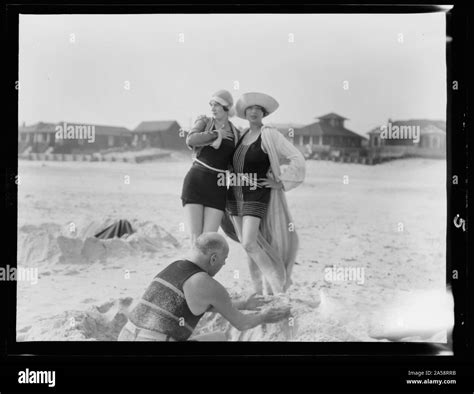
260, 178, 283, 189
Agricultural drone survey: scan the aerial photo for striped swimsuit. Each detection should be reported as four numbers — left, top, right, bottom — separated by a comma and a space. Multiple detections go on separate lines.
226, 130, 271, 219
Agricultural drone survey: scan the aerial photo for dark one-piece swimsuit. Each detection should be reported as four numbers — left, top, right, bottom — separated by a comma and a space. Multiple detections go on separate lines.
226, 130, 271, 219
181, 126, 235, 211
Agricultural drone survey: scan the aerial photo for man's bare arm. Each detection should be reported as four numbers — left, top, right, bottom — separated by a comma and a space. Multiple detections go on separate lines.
207, 297, 245, 312
197, 279, 268, 331
207, 293, 268, 312
191, 275, 290, 331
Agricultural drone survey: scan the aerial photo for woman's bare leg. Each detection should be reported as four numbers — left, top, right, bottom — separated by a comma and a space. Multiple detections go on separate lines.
184, 204, 204, 246
262, 277, 273, 296
246, 254, 264, 295
202, 207, 224, 233
232, 216, 264, 294
241, 216, 286, 294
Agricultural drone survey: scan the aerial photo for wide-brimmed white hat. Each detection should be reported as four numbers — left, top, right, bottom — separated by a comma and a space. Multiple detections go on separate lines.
235, 92, 279, 119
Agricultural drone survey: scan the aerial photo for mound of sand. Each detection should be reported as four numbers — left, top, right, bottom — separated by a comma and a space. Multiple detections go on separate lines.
17, 220, 180, 266
17, 298, 134, 341
194, 292, 361, 342
17, 291, 362, 342
17, 223, 64, 266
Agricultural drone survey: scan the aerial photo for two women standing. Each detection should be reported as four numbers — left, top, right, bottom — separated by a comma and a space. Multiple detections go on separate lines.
182, 90, 306, 295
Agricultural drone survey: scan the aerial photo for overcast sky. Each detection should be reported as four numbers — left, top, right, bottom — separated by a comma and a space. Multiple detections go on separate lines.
19, 12, 449, 136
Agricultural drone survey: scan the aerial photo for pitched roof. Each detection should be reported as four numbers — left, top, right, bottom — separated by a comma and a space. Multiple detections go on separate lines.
367, 126, 381, 135
133, 120, 179, 133
64, 122, 131, 136
389, 119, 446, 131
317, 113, 349, 121
18, 122, 57, 133
367, 119, 446, 136
297, 122, 324, 136
422, 125, 445, 135
18, 121, 131, 136
319, 122, 364, 139
297, 121, 364, 139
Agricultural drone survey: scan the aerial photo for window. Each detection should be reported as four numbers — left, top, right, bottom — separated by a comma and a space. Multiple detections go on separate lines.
303, 136, 310, 145
108, 136, 115, 146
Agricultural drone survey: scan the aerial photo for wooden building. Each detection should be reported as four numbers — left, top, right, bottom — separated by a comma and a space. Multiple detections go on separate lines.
295, 113, 366, 149
131, 120, 184, 150
18, 122, 132, 154
18, 122, 57, 154
367, 119, 446, 158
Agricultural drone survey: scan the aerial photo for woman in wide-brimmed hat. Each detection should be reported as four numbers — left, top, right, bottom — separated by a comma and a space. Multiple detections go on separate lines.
221, 92, 306, 295
181, 90, 240, 245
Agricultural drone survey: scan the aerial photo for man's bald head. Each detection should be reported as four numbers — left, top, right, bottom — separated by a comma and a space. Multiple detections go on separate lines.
194, 232, 229, 256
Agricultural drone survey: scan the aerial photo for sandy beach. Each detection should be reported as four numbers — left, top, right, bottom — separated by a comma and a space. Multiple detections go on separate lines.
16, 155, 450, 342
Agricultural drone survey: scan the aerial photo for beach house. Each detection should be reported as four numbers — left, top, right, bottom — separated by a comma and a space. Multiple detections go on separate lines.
131, 120, 184, 150
367, 119, 446, 158
18, 122, 132, 154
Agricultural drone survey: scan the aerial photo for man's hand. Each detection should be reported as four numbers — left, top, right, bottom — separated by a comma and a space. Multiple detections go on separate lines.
243, 293, 270, 311
262, 306, 292, 324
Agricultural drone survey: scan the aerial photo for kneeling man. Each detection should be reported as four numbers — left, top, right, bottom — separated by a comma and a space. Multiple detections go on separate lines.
118, 232, 290, 341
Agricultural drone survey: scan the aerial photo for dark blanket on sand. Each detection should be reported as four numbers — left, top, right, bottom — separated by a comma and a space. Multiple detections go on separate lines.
94, 219, 135, 239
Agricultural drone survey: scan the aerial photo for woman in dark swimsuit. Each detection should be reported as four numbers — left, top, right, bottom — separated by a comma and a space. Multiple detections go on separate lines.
226, 93, 287, 294
226, 127, 272, 219
181, 90, 240, 245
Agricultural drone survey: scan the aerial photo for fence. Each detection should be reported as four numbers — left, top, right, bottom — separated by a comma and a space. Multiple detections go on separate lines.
18, 151, 171, 163
303, 144, 445, 164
